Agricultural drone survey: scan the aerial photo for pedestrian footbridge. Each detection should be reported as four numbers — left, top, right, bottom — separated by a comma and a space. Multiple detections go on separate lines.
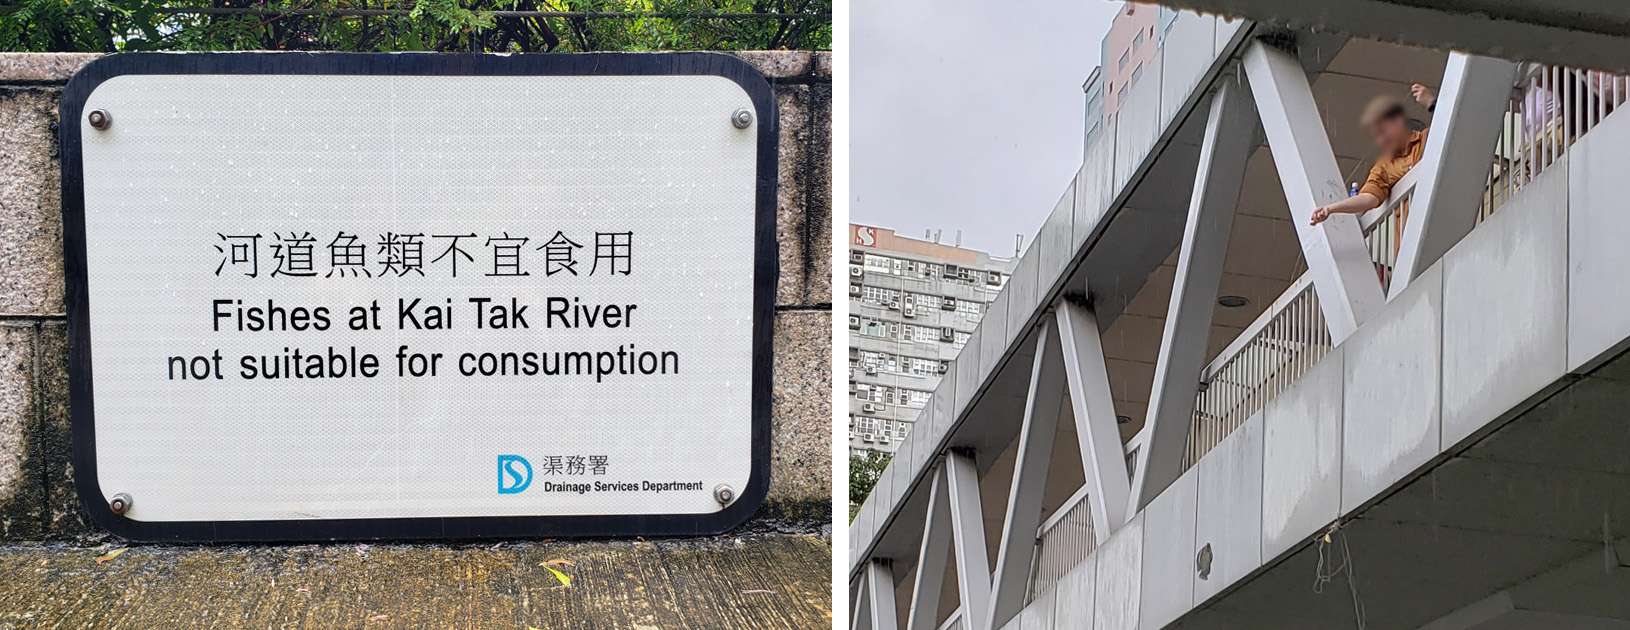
850, 10, 1630, 630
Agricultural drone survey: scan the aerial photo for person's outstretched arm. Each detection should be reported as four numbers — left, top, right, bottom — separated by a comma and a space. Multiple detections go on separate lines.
1310, 193, 1382, 225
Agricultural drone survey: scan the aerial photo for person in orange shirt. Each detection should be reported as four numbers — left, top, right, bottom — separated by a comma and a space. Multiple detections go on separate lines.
1309, 83, 1438, 225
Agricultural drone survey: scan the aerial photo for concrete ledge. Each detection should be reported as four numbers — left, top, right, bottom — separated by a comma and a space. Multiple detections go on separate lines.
0, 534, 832, 628
0, 54, 98, 84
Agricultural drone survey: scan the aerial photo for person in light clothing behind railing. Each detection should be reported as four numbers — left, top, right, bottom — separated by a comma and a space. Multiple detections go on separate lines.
1308, 84, 1438, 226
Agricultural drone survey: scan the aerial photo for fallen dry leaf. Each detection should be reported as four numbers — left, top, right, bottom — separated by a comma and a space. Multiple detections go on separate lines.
543, 564, 573, 588
542, 558, 575, 568
367, 614, 389, 622
95, 548, 127, 564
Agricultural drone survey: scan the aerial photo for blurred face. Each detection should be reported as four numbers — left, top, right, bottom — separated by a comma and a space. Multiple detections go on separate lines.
1366, 114, 1410, 155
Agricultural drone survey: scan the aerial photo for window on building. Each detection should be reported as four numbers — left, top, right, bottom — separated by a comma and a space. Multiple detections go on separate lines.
902, 389, 932, 408
859, 285, 899, 307
1119, 49, 1131, 70
906, 324, 939, 344
1134, 31, 1145, 47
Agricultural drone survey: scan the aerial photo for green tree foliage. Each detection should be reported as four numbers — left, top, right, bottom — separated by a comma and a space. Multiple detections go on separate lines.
848, 451, 889, 520
0, 1, 830, 53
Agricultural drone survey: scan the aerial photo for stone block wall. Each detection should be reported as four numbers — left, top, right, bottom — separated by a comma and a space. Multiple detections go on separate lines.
0, 51, 831, 540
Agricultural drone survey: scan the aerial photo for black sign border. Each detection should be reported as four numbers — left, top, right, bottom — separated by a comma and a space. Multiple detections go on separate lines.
60, 52, 777, 542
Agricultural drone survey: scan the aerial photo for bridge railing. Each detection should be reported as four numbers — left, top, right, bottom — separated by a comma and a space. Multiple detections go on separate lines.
1015, 63, 1630, 613
1026, 485, 1097, 601
1179, 62, 1628, 467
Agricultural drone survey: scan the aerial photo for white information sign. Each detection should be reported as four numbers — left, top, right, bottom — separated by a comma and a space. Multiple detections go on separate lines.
62, 54, 776, 541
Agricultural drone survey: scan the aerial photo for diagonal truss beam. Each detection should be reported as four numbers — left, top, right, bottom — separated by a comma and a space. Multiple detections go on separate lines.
852, 575, 871, 630
983, 320, 1066, 630
1056, 300, 1133, 541
905, 464, 951, 630
867, 559, 900, 630
1389, 52, 1519, 297
945, 451, 992, 630
1130, 79, 1259, 510
1243, 40, 1385, 344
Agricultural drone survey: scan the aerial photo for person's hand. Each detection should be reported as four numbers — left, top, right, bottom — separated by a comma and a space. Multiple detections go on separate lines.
1410, 83, 1437, 109
1310, 206, 1331, 225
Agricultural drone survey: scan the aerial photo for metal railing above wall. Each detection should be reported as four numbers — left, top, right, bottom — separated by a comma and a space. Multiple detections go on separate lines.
1026, 485, 1098, 601
1009, 63, 1630, 613
1181, 62, 1629, 468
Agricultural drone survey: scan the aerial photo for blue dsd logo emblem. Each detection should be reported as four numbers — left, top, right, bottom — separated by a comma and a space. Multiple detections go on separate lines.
497, 455, 533, 494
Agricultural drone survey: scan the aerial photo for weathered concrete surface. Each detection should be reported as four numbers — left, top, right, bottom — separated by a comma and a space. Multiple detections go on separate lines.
771, 311, 834, 510
0, 87, 66, 316
0, 534, 832, 628
0, 52, 832, 540
0, 324, 47, 540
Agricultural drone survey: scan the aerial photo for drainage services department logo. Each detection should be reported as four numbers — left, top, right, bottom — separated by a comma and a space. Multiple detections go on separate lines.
496, 454, 533, 494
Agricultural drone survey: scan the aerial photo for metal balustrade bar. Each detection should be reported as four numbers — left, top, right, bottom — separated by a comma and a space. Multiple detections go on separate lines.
1025, 485, 1098, 602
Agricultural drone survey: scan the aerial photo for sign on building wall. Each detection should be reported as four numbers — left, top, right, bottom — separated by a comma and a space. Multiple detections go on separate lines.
60, 53, 776, 541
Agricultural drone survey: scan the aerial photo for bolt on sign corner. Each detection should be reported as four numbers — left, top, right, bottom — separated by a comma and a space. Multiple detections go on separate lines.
60, 53, 777, 542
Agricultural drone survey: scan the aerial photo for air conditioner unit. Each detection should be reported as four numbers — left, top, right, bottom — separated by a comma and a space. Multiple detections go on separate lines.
848, 315, 861, 330
942, 297, 957, 311
864, 365, 879, 375
986, 271, 1002, 285
847, 382, 857, 393
940, 327, 954, 342
903, 307, 916, 318
849, 266, 863, 277
943, 264, 960, 279
903, 294, 916, 307
879, 435, 892, 445
862, 433, 876, 443
887, 300, 901, 310
938, 361, 950, 374
848, 284, 862, 297
862, 403, 879, 413
849, 251, 864, 264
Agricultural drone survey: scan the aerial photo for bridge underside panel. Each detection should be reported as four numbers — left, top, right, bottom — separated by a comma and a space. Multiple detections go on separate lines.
1155, 0, 1630, 74
1173, 355, 1630, 629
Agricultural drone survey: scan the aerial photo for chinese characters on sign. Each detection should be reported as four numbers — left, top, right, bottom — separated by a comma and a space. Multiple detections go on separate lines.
217, 231, 635, 279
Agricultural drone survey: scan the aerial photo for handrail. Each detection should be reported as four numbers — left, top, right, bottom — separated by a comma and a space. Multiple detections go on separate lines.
1199, 273, 1315, 385
1360, 167, 1420, 234
1200, 164, 1419, 385
1037, 484, 1093, 536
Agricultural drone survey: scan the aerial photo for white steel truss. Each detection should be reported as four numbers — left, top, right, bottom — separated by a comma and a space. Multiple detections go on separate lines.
903, 452, 993, 630
1056, 300, 1133, 541
864, 559, 900, 630
946, 452, 992, 630
1129, 79, 1259, 511
1242, 40, 1386, 344
1389, 52, 1520, 297
851, 35, 1534, 630
984, 322, 1068, 630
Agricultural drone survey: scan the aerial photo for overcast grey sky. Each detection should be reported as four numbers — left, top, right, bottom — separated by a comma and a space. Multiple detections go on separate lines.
852, 0, 1123, 257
